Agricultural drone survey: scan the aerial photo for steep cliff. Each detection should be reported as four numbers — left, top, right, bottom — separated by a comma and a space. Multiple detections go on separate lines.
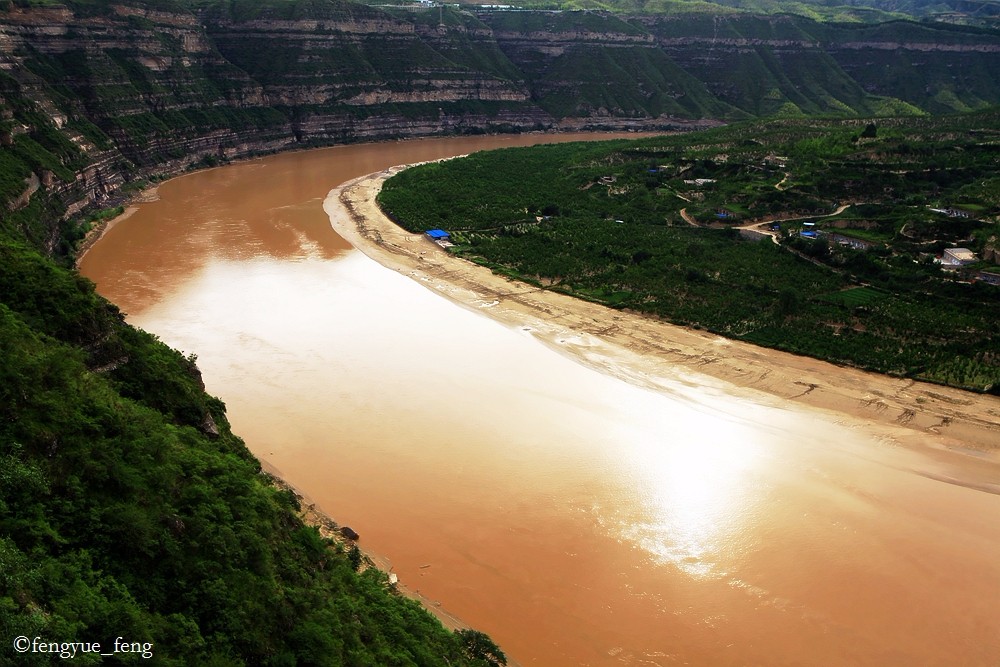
479, 10, 740, 120
0, 1, 293, 245
637, 13, 1000, 116
199, 0, 551, 143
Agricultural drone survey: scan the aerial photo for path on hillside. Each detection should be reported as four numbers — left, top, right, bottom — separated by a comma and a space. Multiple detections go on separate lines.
678, 208, 699, 226
735, 204, 853, 245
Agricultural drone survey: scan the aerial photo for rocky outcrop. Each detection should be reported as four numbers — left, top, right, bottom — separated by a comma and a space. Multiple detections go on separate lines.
8, 172, 40, 211
289, 107, 551, 144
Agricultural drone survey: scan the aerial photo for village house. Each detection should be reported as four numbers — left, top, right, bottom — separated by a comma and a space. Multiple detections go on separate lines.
828, 233, 876, 251
976, 270, 1000, 286
940, 247, 978, 266
929, 207, 971, 218
425, 229, 453, 247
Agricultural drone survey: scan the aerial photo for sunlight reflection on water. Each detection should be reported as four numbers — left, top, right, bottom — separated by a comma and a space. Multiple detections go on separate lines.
612, 400, 763, 578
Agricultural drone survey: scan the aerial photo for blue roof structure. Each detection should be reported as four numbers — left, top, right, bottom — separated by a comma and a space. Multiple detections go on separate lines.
800, 231, 819, 239
425, 229, 450, 239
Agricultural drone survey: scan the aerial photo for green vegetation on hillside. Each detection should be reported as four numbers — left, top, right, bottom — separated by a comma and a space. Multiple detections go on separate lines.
378, 110, 1000, 392
4, 0, 1000, 169
0, 95, 518, 661
0, 220, 505, 666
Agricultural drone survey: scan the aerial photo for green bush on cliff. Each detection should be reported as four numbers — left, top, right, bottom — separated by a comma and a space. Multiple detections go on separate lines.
0, 146, 33, 205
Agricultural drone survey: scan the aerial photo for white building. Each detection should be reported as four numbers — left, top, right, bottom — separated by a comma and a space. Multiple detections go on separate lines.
941, 247, 978, 266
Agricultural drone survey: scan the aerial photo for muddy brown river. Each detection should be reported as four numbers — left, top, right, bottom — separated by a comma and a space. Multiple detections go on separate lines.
80, 135, 1000, 666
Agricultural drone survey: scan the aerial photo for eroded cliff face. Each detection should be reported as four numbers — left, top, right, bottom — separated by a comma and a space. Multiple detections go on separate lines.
2, 0, 1000, 252
478, 11, 738, 120
201, 7, 530, 106
636, 14, 1000, 116
0, 1, 556, 236
1, 5, 265, 113
0, 1, 285, 233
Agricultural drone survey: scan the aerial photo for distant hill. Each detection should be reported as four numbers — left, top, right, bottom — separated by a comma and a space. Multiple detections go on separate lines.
457, 0, 1000, 27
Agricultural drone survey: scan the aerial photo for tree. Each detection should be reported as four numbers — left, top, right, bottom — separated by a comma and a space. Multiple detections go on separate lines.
456, 629, 507, 667
775, 288, 800, 317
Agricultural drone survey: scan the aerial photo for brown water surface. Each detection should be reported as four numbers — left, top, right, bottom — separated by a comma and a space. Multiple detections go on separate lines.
80, 136, 1000, 667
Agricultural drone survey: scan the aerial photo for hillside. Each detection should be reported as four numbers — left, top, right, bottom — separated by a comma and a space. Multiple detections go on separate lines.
0, 237, 512, 664
464, 0, 1000, 28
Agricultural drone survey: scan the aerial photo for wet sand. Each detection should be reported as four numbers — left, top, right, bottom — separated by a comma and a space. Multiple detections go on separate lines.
330, 164, 1000, 459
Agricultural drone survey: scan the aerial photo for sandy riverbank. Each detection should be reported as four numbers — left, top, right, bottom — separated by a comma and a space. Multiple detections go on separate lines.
327, 165, 1000, 461
75, 185, 162, 262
